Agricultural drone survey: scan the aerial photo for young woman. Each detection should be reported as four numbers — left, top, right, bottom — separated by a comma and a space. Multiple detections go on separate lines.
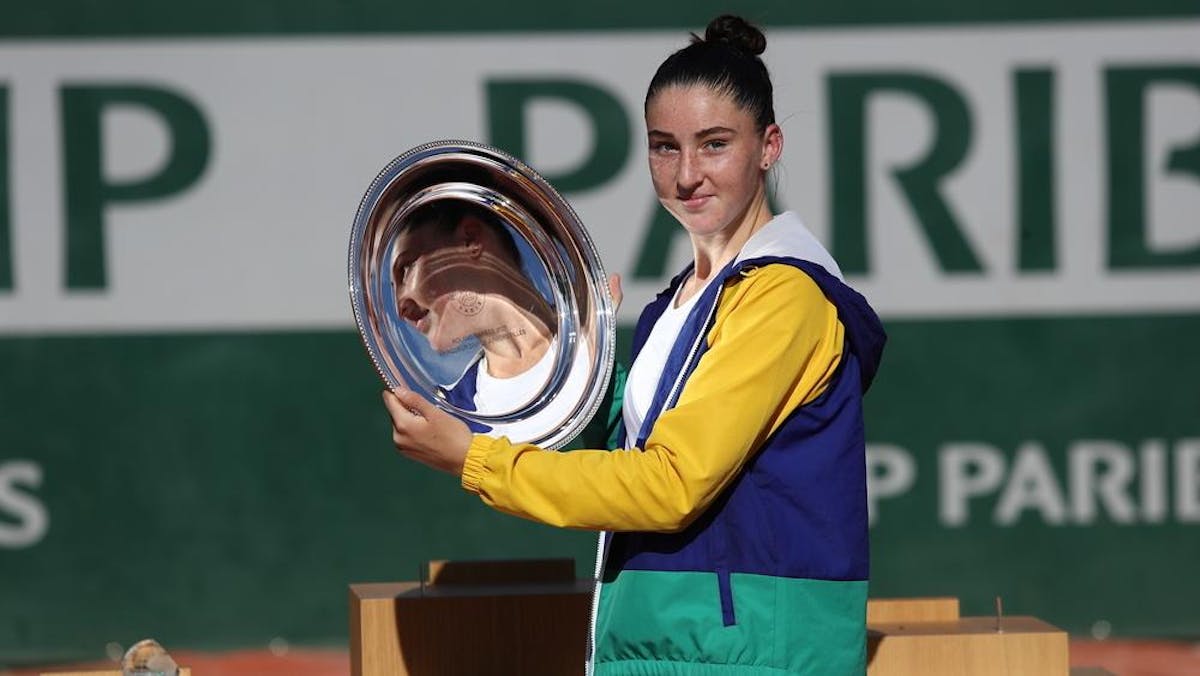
383, 15, 886, 675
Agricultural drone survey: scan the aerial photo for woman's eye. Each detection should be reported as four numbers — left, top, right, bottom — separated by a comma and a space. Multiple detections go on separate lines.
705, 139, 729, 150
650, 142, 677, 154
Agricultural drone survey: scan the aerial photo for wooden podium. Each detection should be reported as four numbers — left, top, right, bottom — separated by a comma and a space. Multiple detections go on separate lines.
350, 560, 1070, 676
350, 559, 591, 676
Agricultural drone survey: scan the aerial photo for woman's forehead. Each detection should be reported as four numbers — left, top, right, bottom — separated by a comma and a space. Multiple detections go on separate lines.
645, 84, 752, 132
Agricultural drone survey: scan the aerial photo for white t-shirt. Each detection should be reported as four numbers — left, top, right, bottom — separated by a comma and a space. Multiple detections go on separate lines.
622, 277, 712, 448
474, 338, 593, 443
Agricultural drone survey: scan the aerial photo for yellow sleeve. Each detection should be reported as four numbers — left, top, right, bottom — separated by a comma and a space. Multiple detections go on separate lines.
460, 265, 844, 532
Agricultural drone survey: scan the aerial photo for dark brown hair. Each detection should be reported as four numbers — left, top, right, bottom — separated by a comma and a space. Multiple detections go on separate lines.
645, 15, 775, 131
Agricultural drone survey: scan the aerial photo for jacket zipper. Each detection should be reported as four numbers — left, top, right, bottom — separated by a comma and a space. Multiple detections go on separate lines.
585, 530, 607, 676
588, 275, 725, 672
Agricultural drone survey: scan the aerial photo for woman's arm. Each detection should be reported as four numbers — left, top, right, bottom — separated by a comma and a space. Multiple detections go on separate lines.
460, 265, 844, 532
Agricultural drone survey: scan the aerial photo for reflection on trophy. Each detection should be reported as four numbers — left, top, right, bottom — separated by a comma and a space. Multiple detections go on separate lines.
349, 140, 615, 448
389, 199, 555, 369
385, 199, 593, 439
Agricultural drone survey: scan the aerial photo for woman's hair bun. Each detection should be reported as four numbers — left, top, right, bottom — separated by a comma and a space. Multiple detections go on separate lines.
703, 15, 767, 57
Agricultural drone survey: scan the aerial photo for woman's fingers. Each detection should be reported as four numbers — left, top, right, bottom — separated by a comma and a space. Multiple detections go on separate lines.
382, 389, 427, 448
608, 273, 623, 311
381, 389, 416, 424
391, 387, 432, 419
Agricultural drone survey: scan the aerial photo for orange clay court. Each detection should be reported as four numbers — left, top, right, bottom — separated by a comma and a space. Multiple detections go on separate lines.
3, 639, 1199, 675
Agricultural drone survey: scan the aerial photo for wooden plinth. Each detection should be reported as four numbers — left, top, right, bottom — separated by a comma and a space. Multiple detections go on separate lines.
868, 596, 960, 624
867, 598, 1068, 676
349, 559, 591, 676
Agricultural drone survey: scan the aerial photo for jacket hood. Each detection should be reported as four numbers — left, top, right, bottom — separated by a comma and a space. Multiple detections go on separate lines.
736, 212, 886, 392
736, 211, 845, 280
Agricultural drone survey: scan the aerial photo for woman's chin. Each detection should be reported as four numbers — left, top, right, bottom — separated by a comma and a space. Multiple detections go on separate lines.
667, 207, 723, 236
680, 219, 728, 238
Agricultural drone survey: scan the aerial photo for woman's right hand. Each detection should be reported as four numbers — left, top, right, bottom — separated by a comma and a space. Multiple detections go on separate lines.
383, 388, 473, 476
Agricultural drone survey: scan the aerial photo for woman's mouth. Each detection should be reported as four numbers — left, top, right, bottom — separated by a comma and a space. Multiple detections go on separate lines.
680, 195, 711, 210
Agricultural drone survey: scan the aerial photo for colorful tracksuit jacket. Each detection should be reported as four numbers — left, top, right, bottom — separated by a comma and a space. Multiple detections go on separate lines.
461, 212, 886, 675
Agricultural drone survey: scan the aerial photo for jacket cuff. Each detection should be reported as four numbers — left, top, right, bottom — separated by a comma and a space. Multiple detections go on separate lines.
460, 434, 494, 494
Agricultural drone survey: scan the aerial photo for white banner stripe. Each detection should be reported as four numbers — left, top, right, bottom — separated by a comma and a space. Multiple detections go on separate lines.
0, 22, 1197, 334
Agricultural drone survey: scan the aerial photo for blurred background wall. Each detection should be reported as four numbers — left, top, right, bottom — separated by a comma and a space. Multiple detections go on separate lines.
1, 0, 1197, 665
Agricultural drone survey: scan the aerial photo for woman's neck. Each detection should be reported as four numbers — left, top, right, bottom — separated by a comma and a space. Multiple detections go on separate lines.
680, 193, 773, 305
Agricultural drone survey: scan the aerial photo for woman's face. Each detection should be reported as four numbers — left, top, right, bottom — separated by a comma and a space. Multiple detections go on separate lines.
645, 85, 780, 239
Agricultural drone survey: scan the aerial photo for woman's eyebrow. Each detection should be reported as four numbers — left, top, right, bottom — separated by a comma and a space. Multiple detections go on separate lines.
696, 126, 736, 137
647, 126, 737, 140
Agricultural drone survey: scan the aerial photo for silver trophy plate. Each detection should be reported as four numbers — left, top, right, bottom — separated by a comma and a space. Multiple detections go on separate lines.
349, 140, 615, 449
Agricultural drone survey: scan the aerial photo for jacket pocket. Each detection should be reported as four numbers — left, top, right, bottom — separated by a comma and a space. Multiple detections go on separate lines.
716, 566, 737, 626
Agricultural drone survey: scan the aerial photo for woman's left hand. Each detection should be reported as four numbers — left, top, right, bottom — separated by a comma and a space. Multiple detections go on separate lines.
382, 388, 473, 475
608, 273, 623, 311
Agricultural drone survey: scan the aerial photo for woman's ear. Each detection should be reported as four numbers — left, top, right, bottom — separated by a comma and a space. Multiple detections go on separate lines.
760, 123, 783, 170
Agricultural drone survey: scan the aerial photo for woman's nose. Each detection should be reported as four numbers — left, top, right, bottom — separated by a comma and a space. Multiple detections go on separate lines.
676, 151, 702, 192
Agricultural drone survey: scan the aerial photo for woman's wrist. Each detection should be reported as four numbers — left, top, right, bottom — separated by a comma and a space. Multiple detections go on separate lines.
460, 434, 494, 493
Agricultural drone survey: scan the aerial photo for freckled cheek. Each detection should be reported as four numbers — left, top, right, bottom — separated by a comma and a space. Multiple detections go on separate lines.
648, 160, 676, 196
711, 158, 755, 193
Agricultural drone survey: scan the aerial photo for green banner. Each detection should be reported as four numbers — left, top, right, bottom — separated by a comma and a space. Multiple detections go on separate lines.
1, 0, 1197, 36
